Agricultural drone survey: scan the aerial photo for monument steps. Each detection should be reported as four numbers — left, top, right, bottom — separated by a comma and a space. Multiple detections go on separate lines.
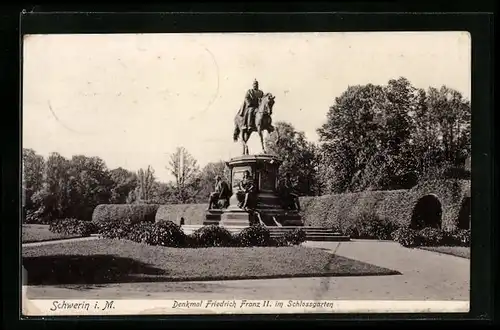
180, 225, 350, 242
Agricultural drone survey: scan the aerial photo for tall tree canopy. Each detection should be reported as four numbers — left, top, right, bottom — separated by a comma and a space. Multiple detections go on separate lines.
22, 148, 45, 212
166, 147, 202, 203
317, 77, 470, 193
266, 121, 320, 196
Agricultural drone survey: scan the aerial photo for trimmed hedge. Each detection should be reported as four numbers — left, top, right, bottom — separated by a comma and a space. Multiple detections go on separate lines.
92, 204, 160, 224
300, 190, 408, 235
155, 204, 207, 225
407, 179, 470, 231
91, 178, 470, 238
299, 179, 470, 234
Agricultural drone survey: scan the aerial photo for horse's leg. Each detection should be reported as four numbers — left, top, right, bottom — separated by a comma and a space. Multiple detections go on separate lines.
259, 128, 266, 154
242, 131, 246, 155
244, 130, 251, 155
242, 130, 248, 155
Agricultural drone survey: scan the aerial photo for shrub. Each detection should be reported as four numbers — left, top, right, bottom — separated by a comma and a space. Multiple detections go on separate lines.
126, 222, 155, 244
446, 229, 471, 247
185, 233, 200, 248
282, 228, 307, 245
191, 225, 234, 247
457, 229, 471, 246
392, 227, 470, 248
330, 224, 342, 233
25, 209, 45, 224
271, 235, 289, 247
391, 227, 420, 247
235, 225, 272, 247
418, 227, 444, 246
357, 212, 399, 240
102, 220, 187, 247
344, 224, 360, 238
142, 221, 187, 247
49, 218, 97, 237
92, 204, 160, 224
95, 221, 131, 239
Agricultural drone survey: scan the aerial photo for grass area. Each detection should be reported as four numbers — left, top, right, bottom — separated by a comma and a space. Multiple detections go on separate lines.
22, 224, 82, 243
419, 246, 470, 259
22, 239, 400, 285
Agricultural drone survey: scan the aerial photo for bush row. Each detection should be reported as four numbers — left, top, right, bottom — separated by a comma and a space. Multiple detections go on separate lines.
49, 218, 97, 237
94, 221, 307, 248
336, 208, 471, 247
48, 217, 469, 249
391, 227, 471, 248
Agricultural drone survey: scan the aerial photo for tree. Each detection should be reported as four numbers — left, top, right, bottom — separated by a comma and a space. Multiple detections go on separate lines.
317, 78, 471, 193
30, 152, 72, 222
109, 167, 138, 204
69, 155, 114, 204
28, 153, 115, 222
317, 83, 388, 193
316, 141, 356, 194
423, 86, 471, 165
22, 148, 45, 212
166, 147, 201, 203
266, 121, 320, 196
196, 161, 231, 203
149, 181, 178, 204
127, 166, 156, 203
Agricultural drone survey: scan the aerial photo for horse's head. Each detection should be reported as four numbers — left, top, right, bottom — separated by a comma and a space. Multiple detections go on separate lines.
259, 93, 276, 115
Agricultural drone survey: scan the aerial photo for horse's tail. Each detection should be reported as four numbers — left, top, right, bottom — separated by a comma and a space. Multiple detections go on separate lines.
233, 124, 240, 142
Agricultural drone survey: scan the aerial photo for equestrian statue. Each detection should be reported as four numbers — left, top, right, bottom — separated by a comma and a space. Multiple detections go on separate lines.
233, 79, 275, 155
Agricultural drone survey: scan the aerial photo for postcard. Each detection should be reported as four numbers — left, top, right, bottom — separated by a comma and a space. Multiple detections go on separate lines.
21, 31, 471, 316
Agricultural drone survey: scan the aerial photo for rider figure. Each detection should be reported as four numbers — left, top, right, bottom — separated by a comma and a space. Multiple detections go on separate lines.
239, 79, 264, 131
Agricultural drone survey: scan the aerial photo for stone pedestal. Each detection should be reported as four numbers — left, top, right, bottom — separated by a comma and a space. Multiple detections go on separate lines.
203, 209, 223, 226
219, 154, 303, 227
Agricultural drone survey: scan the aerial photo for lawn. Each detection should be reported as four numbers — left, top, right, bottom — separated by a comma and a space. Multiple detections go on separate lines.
419, 246, 470, 259
22, 224, 82, 243
22, 239, 400, 285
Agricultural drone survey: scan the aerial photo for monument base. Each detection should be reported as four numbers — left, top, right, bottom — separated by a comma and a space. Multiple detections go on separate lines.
204, 209, 223, 226
220, 209, 257, 227
216, 154, 306, 228
219, 207, 303, 227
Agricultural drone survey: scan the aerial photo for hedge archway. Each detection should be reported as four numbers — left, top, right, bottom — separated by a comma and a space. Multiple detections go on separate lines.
410, 194, 443, 230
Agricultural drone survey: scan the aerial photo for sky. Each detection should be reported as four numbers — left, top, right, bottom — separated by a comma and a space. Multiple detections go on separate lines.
22, 32, 471, 182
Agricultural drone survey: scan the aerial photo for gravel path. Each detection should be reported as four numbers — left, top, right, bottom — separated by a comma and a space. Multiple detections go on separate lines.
22, 236, 99, 247
24, 240, 469, 301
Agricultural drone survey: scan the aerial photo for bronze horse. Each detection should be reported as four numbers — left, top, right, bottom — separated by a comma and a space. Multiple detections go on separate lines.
233, 93, 275, 155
